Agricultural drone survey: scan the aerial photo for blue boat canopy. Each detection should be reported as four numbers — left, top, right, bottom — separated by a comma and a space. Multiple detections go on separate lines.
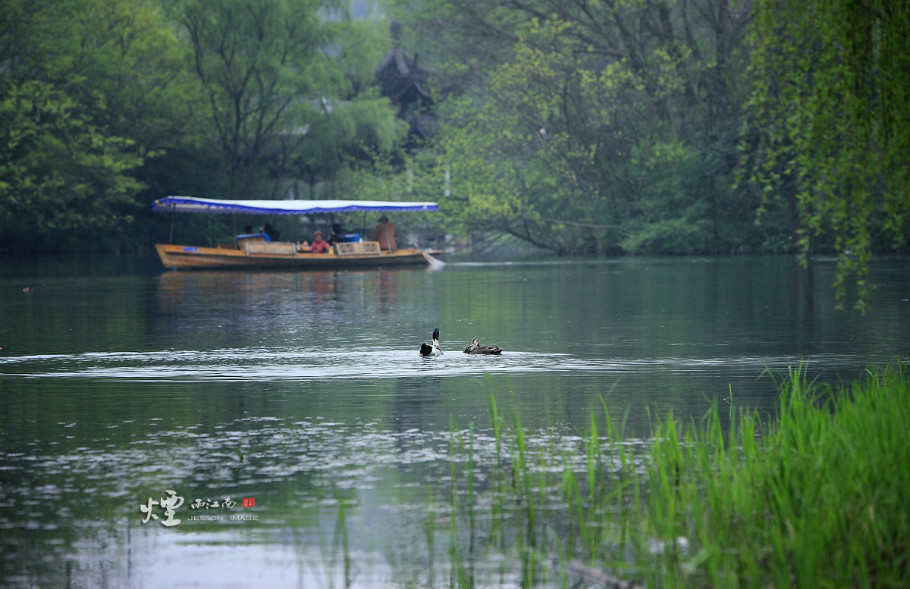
153, 196, 438, 215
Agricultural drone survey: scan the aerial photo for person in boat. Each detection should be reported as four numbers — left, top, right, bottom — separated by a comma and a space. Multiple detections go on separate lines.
328, 223, 343, 245
309, 230, 330, 253
261, 224, 280, 241
370, 215, 397, 251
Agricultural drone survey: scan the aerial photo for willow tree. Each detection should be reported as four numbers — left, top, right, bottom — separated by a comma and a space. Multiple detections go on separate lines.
166, 0, 335, 199
168, 0, 407, 200
742, 0, 910, 311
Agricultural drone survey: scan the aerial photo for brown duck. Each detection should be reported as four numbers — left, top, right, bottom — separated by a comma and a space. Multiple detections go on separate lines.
463, 338, 502, 355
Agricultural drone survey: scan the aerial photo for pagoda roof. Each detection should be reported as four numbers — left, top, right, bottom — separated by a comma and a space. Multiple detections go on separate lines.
375, 47, 434, 103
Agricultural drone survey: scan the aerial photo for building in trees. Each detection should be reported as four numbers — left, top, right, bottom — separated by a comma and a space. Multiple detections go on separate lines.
374, 21, 437, 151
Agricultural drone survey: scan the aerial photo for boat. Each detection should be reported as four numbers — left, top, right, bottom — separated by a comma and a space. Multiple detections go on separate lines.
153, 196, 443, 270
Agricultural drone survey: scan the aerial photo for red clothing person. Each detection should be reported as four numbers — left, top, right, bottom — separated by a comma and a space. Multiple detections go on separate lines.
310, 231, 330, 253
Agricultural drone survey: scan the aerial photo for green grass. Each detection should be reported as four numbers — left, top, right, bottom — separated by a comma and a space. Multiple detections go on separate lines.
440, 361, 910, 588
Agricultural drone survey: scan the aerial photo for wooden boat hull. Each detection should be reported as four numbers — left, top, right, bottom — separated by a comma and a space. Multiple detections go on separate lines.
155, 242, 433, 270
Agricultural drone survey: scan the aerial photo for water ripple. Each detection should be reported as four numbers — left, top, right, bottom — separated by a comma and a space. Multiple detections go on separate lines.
0, 348, 859, 381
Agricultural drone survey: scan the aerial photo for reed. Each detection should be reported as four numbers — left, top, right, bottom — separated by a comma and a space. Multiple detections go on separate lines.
647, 361, 910, 589
439, 361, 910, 588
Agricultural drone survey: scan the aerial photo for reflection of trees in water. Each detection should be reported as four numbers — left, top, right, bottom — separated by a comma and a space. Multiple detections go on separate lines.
156, 270, 350, 345
156, 270, 406, 322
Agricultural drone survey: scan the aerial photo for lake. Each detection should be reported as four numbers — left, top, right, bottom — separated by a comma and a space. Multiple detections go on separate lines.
1, 253, 908, 588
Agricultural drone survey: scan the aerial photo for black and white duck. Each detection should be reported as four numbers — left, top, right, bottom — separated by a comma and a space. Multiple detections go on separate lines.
419, 328, 443, 357
463, 338, 502, 355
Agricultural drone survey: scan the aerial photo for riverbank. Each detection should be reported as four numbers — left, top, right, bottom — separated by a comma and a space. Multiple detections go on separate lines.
442, 361, 909, 588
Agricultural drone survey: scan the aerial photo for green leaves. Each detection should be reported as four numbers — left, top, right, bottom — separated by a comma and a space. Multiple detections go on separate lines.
170, 0, 405, 198
173, 0, 327, 197
393, 0, 752, 256
0, 0, 195, 251
0, 80, 143, 239
742, 0, 910, 311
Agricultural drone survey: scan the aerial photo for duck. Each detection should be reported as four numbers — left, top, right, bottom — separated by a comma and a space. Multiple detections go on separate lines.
463, 338, 502, 355
419, 328, 443, 357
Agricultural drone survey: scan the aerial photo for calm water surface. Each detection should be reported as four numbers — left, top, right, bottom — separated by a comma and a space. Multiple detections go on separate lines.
1, 254, 908, 588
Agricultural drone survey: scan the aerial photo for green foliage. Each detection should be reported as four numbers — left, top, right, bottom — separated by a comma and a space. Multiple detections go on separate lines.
0, 0, 408, 252
292, 93, 407, 187
621, 218, 711, 256
0, 80, 143, 239
442, 361, 910, 588
1, 0, 906, 279
169, 0, 335, 198
394, 0, 752, 255
643, 363, 910, 588
619, 138, 714, 255
0, 0, 180, 250
0, 0, 200, 251
167, 0, 405, 199
33, 0, 196, 146
741, 0, 910, 311
394, 0, 908, 294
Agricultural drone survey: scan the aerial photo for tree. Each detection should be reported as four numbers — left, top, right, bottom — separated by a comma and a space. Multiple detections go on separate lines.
741, 0, 910, 311
0, 81, 144, 250
0, 0, 188, 251
166, 0, 408, 200
167, 0, 333, 198
392, 0, 752, 255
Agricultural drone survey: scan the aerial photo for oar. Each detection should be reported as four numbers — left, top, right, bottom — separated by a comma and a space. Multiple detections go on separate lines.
420, 249, 445, 269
